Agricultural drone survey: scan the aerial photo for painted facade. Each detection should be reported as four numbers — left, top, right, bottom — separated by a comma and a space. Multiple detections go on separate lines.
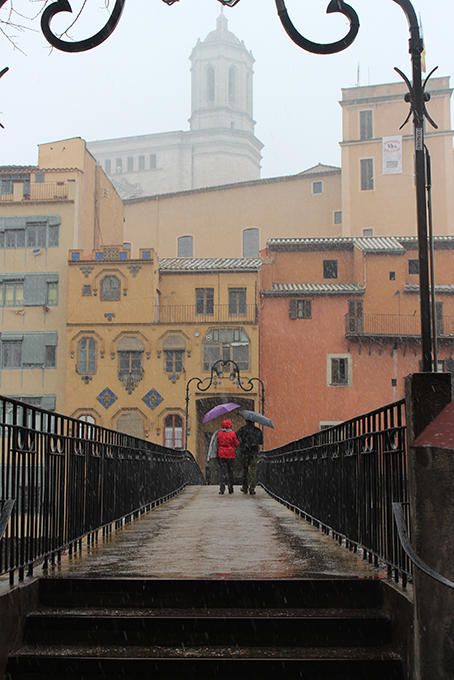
64, 249, 260, 470
260, 236, 454, 449
88, 14, 262, 200
0, 138, 123, 414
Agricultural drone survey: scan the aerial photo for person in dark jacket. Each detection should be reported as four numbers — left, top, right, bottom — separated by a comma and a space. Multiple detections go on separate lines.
236, 419, 263, 495
216, 419, 239, 495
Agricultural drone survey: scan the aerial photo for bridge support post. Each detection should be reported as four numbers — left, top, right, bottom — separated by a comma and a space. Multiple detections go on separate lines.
405, 372, 453, 680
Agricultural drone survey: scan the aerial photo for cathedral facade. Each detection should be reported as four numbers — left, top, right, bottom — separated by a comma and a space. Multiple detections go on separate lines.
88, 14, 262, 200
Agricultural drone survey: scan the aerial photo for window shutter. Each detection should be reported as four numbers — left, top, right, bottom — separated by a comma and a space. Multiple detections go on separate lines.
24, 274, 47, 306
22, 334, 46, 365
289, 300, 297, 320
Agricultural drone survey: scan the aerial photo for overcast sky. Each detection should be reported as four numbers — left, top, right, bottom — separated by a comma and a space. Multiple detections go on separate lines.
1, 0, 453, 177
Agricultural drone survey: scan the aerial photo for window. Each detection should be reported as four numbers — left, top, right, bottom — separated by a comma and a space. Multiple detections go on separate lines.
408, 259, 419, 275
115, 158, 122, 174
323, 260, 338, 279
289, 299, 312, 319
35, 172, 45, 183
203, 328, 249, 370
2, 341, 22, 368
360, 158, 374, 191
0, 218, 59, 249
362, 228, 374, 237
104, 159, 111, 174
3, 281, 24, 307
165, 350, 184, 374
228, 65, 237, 103
360, 110, 373, 140
164, 414, 184, 449
435, 301, 444, 335
177, 235, 193, 258
243, 228, 259, 257
389, 272, 396, 281
328, 355, 351, 386
138, 155, 145, 171
150, 154, 157, 169
27, 223, 48, 248
207, 64, 215, 102
127, 157, 134, 172
229, 288, 247, 315
116, 411, 145, 439
196, 288, 214, 315
48, 224, 59, 247
45, 345, 56, 368
78, 337, 96, 375
117, 336, 144, 393
4, 229, 25, 248
46, 282, 58, 306
312, 181, 323, 194
334, 211, 342, 225
100, 275, 121, 301
82, 284, 92, 296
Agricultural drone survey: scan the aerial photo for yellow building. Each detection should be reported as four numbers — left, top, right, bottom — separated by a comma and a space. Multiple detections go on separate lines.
0, 138, 123, 413
64, 247, 260, 468
123, 77, 454, 257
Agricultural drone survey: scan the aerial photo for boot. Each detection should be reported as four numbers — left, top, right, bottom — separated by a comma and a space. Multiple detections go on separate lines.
228, 486, 234, 494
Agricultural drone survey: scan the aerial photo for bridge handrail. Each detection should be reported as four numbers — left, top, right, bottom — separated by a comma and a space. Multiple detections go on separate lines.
0, 394, 203, 584
258, 399, 410, 585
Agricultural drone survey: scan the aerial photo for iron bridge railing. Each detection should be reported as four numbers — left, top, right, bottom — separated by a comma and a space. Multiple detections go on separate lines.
0, 395, 203, 584
258, 399, 411, 585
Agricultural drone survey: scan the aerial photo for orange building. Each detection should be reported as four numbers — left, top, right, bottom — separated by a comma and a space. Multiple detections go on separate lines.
260, 236, 454, 449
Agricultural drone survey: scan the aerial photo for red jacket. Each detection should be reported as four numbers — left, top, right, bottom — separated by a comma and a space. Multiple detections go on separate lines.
217, 428, 239, 459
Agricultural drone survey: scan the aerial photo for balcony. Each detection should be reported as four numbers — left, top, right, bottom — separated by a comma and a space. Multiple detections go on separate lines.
345, 313, 454, 342
156, 304, 258, 324
0, 182, 70, 203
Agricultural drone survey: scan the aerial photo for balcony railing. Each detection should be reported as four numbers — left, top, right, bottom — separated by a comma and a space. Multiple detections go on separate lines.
0, 182, 69, 203
345, 313, 454, 339
156, 304, 258, 324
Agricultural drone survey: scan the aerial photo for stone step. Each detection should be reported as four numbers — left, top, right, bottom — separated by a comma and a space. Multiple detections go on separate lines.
7, 652, 404, 679
38, 577, 384, 610
24, 611, 392, 648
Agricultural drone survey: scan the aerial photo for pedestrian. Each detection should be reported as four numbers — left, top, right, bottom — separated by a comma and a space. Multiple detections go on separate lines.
236, 419, 263, 495
216, 419, 239, 495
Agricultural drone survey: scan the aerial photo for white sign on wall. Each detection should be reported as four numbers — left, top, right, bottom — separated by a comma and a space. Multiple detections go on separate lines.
382, 135, 403, 174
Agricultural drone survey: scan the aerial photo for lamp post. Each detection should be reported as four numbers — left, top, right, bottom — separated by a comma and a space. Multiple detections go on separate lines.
184, 359, 264, 451
37, 0, 437, 371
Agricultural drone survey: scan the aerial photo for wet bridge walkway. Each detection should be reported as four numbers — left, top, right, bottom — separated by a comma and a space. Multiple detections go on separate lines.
51, 487, 378, 580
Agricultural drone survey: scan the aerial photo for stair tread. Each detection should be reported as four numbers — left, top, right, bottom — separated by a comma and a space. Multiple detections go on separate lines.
12, 644, 401, 660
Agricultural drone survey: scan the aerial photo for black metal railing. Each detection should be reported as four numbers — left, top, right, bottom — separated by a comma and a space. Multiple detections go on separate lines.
258, 399, 411, 585
345, 313, 454, 339
157, 304, 257, 324
0, 395, 203, 584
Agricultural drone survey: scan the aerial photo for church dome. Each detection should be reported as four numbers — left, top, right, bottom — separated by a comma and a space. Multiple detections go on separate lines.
203, 13, 242, 47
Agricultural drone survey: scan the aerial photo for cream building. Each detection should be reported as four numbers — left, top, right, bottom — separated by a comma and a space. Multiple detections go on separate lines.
0, 138, 123, 413
88, 13, 262, 200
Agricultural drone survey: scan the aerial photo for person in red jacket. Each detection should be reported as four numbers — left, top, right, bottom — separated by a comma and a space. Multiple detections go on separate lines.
216, 419, 239, 495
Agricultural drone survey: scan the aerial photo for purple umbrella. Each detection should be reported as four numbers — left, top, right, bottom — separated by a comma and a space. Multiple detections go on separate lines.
202, 402, 241, 424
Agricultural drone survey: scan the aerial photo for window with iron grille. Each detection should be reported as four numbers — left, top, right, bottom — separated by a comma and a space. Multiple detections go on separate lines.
289, 299, 312, 319
196, 288, 214, 315
228, 288, 246, 315
323, 260, 338, 279
360, 158, 374, 190
100, 275, 121, 301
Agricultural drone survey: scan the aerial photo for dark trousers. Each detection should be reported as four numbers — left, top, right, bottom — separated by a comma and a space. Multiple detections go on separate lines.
242, 452, 257, 491
218, 458, 234, 492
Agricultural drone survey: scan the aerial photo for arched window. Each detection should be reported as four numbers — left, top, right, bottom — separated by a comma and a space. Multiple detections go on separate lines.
117, 336, 144, 393
100, 275, 121, 301
228, 65, 237, 104
177, 235, 193, 258
203, 328, 249, 371
207, 65, 215, 102
77, 337, 96, 375
116, 411, 145, 439
78, 413, 96, 439
163, 333, 186, 378
243, 227, 259, 257
164, 414, 183, 449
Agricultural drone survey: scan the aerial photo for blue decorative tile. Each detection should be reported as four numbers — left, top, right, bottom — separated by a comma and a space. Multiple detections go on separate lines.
97, 388, 117, 409
143, 389, 163, 410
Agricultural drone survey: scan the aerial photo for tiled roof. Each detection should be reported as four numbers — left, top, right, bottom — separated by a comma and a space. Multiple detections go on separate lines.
399, 235, 454, 250
354, 236, 406, 253
262, 282, 365, 297
267, 235, 454, 253
159, 257, 261, 273
405, 284, 454, 294
298, 163, 341, 176
267, 237, 354, 252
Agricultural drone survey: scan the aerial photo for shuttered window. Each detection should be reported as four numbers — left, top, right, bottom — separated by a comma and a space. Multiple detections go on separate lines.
289, 299, 312, 319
